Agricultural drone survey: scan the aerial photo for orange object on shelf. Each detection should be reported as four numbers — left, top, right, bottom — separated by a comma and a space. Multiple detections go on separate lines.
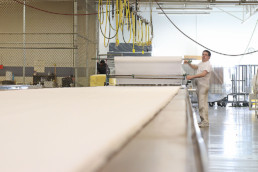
0, 65, 3, 69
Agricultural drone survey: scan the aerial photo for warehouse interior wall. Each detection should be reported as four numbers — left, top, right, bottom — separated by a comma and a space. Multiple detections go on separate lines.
149, 9, 258, 94
0, 0, 97, 87
151, 10, 258, 66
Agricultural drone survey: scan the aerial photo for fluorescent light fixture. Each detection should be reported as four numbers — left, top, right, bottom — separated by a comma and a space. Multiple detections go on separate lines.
156, 7, 213, 11
158, 12, 210, 14
238, 2, 258, 5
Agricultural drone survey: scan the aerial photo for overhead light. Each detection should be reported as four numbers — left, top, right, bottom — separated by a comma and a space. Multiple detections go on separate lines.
158, 12, 210, 15
238, 2, 258, 5
156, 7, 213, 11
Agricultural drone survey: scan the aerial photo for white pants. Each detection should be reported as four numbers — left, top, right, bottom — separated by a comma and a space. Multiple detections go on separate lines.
196, 83, 209, 123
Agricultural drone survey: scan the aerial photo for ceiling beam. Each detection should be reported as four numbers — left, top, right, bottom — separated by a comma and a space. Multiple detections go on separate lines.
144, 0, 258, 5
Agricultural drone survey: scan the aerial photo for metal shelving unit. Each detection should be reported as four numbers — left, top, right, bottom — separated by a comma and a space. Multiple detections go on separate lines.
227, 65, 258, 107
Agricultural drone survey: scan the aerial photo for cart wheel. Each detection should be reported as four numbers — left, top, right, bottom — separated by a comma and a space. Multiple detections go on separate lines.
222, 102, 227, 107
217, 102, 222, 107
209, 102, 214, 107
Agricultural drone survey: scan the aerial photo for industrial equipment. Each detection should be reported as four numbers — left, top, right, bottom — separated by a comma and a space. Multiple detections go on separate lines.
108, 56, 186, 86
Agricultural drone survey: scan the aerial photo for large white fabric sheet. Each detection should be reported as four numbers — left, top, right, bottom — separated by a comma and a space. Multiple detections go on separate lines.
114, 56, 183, 85
0, 86, 180, 172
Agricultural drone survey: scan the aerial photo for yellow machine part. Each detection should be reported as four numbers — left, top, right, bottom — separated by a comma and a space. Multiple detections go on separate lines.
90, 74, 116, 87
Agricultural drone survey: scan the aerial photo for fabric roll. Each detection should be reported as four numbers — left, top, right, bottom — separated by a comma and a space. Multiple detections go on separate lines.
114, 56, 183, 85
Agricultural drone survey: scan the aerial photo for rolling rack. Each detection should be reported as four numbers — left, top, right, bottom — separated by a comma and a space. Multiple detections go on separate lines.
208, 65, 258, 107
227, 65, 258, 107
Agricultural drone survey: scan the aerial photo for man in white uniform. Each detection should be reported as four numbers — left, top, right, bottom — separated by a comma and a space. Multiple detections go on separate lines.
184, 50, 212, 127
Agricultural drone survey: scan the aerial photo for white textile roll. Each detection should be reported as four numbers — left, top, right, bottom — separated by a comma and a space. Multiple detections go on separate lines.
114, 56, 182, 63
114, 56, 183, 85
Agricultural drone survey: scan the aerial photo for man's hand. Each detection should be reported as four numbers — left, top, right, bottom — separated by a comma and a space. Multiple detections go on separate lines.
186, 75, 193, 80
184, 60, 189, 64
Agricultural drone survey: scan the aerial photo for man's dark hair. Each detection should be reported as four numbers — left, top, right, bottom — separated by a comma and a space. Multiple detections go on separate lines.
203, 50, 211, 57
100, 60, 105, 64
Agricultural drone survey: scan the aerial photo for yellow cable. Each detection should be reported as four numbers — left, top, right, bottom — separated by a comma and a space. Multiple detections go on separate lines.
149, 24, 152, 45
119, 0, 124, 27
140, 20, 142, 45
115, 0, 119, 46
137, 19, 140, 45
125, 0, 130, 30
132, 12, 135, 53
125, 0, 129, 26
120, 0, 126, 34
141, 21, 144, 54
98, 0, 104, 25
145, 23, 147, 46
123, 0, 131, 43
141, 20, 143, 46
104, 0, 109, 47
127, 1, 132, 43
108, 1, 116, 31
116, 0, 125, 46
147, 24, 150, 46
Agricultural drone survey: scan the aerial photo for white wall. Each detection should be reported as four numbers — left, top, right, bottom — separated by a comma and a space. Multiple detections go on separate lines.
151, 10, 258, 66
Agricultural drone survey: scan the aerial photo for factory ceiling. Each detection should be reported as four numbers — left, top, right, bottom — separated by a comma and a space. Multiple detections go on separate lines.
152, 0, 258, 4
10, 0, 258, 21
146, 0, 258, 22
22, 0, 258, 4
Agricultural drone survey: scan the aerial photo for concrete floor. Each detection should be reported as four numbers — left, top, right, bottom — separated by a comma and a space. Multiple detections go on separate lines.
196, 105, 258, 172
